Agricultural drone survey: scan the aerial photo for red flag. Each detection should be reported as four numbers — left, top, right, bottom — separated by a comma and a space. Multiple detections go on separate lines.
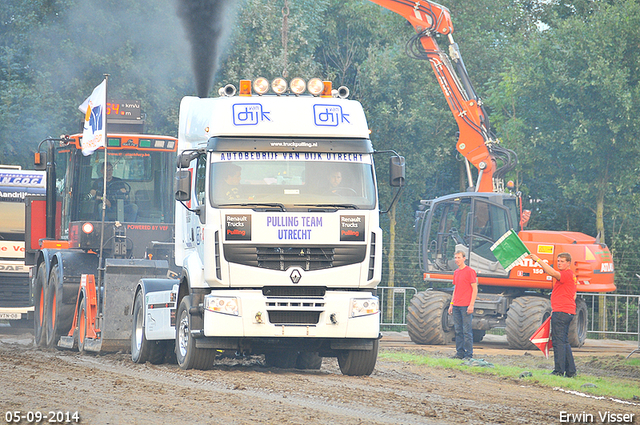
530, 317, 552, 359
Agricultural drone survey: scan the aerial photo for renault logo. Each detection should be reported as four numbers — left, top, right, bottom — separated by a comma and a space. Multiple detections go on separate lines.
290, 269, 302, 284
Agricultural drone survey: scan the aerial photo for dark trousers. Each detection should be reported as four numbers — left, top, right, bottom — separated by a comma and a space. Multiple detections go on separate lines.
551, 311, 576, 376
452, 305, 473, 358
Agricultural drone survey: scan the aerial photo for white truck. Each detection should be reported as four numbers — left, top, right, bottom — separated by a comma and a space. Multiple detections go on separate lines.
0, 166, 46, 326
131, 78, 404, 375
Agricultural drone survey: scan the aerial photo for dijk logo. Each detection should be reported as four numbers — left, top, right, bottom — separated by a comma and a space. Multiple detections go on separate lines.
313, 105, 350, 127
233, 104, 271, 126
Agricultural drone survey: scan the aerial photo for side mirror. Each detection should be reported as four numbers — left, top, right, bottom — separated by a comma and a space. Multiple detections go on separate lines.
174, 169, 191, 202
389, 156, 405, 187
177, 151, 198, 169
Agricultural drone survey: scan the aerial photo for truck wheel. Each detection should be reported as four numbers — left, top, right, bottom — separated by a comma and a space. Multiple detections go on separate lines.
264, 350, 298, 368
131, 291, 165, 364
506, 296, 551, 350
44, 263, 75, 349
77, 297, 87, 353
175, 297, 215, 370
295, 352, 322, 370
568, 297, 588, 347
407, 291, 454, 345
337, 339, 378, 376
33, 263, 47, 347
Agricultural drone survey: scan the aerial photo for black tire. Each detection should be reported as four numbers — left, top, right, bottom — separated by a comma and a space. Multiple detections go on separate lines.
505, 296, 551, 350
77, 297, 87, 353
131, 291, 165, 364
407, 291, 454, 345
295, 352, 322, 370
337, 339, 379, 376
175, 297, 216, 370
44, 263, 75, 349
472, 329, 486, 343
568, 297, 588, 348
264, 350, 298, 369
33, 263, 47, 347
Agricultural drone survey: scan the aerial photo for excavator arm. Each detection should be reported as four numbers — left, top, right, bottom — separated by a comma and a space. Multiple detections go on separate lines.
367, 0, 515, 192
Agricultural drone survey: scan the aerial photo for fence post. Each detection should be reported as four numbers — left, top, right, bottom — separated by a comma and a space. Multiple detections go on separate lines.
626, 295, 640, 359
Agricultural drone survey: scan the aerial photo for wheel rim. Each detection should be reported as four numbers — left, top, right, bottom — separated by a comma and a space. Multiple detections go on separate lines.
38, 286, 44, 326
51, 291, 57, 329
134, 304, 144, 351
178, 311, 189, 358
79, 305, 86, 346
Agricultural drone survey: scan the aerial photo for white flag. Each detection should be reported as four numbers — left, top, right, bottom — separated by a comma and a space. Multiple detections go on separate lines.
78, 79, 107, 156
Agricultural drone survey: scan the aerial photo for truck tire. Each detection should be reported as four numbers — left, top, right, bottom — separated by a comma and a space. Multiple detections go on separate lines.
295, 352, 322, 370
131, 291, 165, 364
568, 297, 588, 348
33, 263, 47, 347
175, 297, 216, 370
337, 339, 378, 376
505, 296, 551, 350
407, 291, 454, 345
44, 263, 75, 349
264, 350, 298, 369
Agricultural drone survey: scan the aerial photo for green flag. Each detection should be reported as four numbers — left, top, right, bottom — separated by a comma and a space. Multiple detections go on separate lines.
489, 229, 530, 272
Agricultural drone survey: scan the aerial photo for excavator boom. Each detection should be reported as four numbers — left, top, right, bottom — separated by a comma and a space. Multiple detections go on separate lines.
367, 0, 509, 192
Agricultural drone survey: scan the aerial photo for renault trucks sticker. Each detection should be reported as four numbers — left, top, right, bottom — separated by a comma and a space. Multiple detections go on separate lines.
313, 104, 350, 127
225, 214, 251, 240
232, 103, 271, 126
340, 215, 365, 241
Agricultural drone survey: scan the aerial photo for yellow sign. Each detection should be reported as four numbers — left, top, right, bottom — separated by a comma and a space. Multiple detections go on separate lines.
537, 245, 554, 255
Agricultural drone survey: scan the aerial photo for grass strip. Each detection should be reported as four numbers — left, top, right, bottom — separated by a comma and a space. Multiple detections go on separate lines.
378, 350, 640, 402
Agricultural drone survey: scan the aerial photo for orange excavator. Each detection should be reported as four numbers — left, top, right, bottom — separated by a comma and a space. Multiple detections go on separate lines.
367, 0, 615, 348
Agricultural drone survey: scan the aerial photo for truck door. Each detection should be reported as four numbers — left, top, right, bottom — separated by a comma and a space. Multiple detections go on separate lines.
467, 199, 511, 276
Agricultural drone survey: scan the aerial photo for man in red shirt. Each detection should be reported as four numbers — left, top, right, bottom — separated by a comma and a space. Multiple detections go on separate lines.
529, 252, 577, 377
448, 251, 478, 359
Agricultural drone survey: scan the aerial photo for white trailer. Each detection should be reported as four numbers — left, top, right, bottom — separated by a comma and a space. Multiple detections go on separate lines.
0, 166, 45, 325
132, 78, 404, 375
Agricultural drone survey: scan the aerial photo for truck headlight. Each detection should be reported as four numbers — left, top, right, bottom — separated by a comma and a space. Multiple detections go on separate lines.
204, 295, 239, 316
350, 298, 379, 318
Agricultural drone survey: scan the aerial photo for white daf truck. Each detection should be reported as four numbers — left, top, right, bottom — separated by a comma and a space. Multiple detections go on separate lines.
0, 166, 46, 326
131, 78, 404, 375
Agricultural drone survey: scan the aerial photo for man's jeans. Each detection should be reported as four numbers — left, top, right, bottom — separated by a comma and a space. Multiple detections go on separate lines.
551, 311, 576, 376
452, 305, 473, 358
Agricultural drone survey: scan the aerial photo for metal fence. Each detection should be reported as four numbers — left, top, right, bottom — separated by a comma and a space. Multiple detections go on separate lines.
377, 286, 417, 327
578, 292, 640, 340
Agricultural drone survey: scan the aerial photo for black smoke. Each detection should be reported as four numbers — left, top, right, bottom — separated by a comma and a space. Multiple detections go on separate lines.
177, 0, 236, 97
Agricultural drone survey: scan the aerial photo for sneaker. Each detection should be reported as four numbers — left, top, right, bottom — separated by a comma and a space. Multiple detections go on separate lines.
565, 372, 577, 378
463, 356, 473, 360
450, 353, 464, 359
547, 370, 564, 376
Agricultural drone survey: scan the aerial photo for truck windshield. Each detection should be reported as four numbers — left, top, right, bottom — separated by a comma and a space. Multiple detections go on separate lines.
73, 150, 175, 224
209, 153, 376, 209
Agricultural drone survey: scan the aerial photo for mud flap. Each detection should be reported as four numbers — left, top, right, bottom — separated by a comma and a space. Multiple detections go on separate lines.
100, 259, 169, 352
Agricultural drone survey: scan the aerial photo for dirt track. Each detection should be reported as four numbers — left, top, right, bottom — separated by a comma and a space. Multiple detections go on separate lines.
1, 328, 639, 425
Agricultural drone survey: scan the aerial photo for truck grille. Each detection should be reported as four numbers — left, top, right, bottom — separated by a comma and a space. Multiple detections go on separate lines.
0, 274, 31, 307
263, 286, 326, 297
224, 245, 366, 271
267, 311, 321, 325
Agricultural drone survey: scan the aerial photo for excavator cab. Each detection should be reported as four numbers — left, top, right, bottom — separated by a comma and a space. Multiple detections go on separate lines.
417, 192, 520, 277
